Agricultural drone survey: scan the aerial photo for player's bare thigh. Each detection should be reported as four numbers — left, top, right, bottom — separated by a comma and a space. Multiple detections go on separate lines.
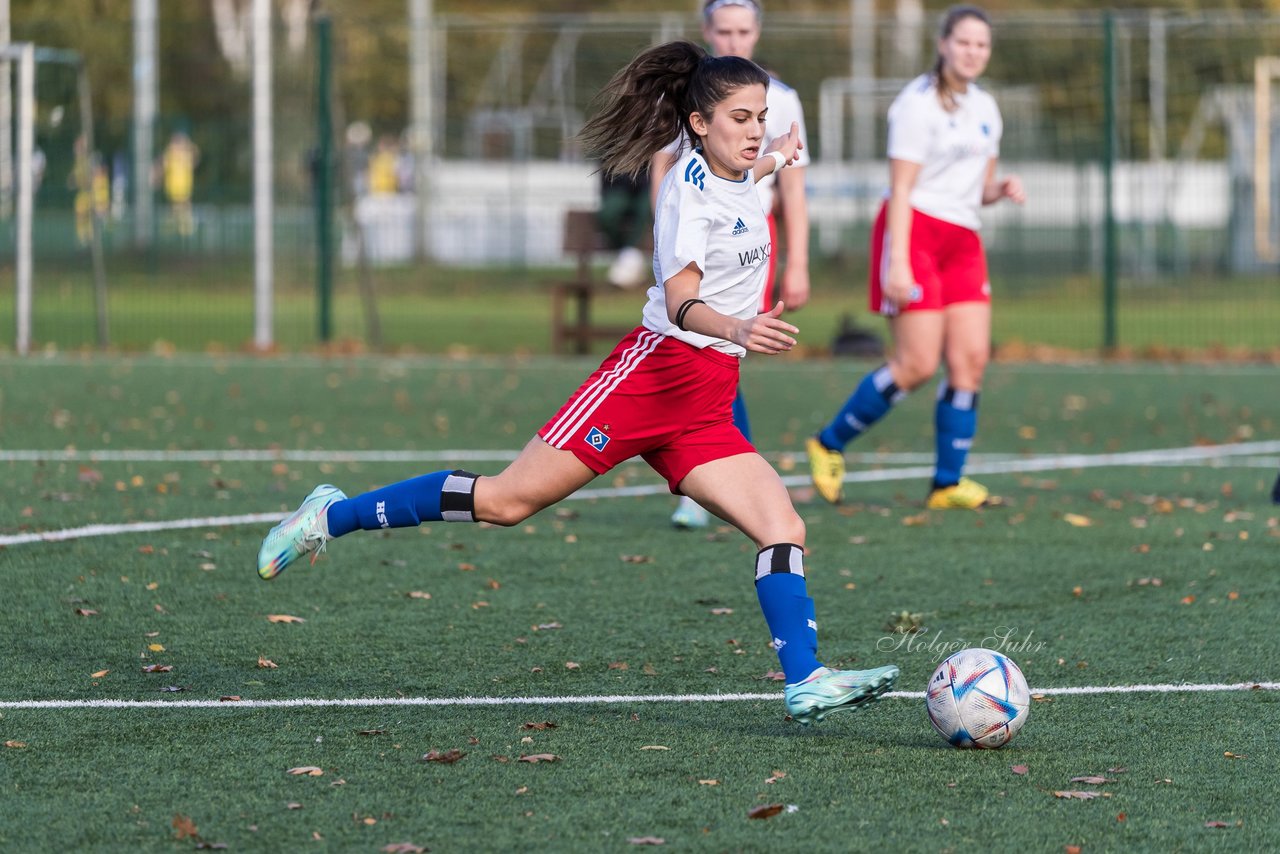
473, 436, 596, 527
887, 311, 945, 390
678, 453, 804, 550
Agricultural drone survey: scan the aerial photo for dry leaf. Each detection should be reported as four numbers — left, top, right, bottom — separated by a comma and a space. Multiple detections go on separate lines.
639, 745, 669, 751
1070, 776, 1112, 784
759, 670, 786, 681
286, 802, 303, 810
1063, 513, 1093, 527
517, 753, 560, 764
608, 661, 629, 670
521, 722, 557, 731
141, 664, 173, 673
358, 729, 389, 736
533, 622, 562, 631
564, 662, 580, 670
901, 513, 929, 527
1053, 791, 1105, 800
381, 845, 427, 854
148, 644, 165, 652
74, 608, 98, 617
90, 669, 110, 678
709, 608, 734, 615
1011, 765, 1029, 775
422, 749, 466, 764
172, 813, 199, 840
620, 555, 653, 564
627, 837, 665, 845
286, 766, 324, 776
1204, 821, 1234, 829
219, 696, 242, 702
1224, 751, 1247, 760
406, 591, 432, 600
267, 614, 305, 623
698, 779, 720, 786
4, 740, 26, 749
748, 803, 785, 820
257, 657, 278, 669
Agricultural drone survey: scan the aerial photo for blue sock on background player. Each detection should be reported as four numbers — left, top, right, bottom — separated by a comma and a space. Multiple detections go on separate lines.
755, 544, 823, 684
731, 387, 752, 443
325, 470, 478, 537
934, 382, 979, 488
818, 364, 905, 450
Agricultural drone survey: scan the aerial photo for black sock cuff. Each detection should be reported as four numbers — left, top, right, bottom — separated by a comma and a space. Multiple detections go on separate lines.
754, 542, 806, 583
938, 383, 980, 410
440, 470, 478, 522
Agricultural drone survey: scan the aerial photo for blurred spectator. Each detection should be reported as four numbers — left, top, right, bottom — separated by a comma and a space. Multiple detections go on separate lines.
69, 133, 109, 245
367, 134, 401, 196
161, 130, 199, 237
598, 168, 651, 288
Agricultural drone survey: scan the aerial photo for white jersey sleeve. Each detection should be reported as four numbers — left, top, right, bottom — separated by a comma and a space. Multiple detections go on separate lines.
654, 159, 714, 278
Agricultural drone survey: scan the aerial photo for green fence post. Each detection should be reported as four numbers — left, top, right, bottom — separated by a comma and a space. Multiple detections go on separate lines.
1102, 10, 1118, 352
315, 14, 334, 344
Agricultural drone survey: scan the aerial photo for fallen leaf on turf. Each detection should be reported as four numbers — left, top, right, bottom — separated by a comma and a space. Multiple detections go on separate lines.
517, 754, 559, 764
765, 770, 786, 784
640, 745, 669, 751
1181, 595, 1196, 605
286, 766, 324, 776
709, 608, 734, 615
141, 664, 173, 673
219, 696, 241, 702
1204, 821, 1235, 828
1063, 514, 1093, 527
74, 609, 98, 617
267, 614, 305, 623
1065, 847, 1082, 854
172, 813, 199, 840
1117, 813, 1127, 822
1224, 751, 1247, 759
194, 843, 227, 850
699, 779, 719, 786
901, 513, 929, 527
533, 622, 562, 631
642, 663, 658, 676
521, 722, 557, 731
358, 729, 389, 736
1107, 767, 1128, 774
91, 670, 110, 678
149, 644, 165, 652
381, 845, 427, 854
1053, 791, 1106, 800
565, 662, 580, 670
160, 685, 185, 692
145, 582, 159, 590
421, 749, 466, 764
406, 591, 432, 599
257, 657, 278, 669
515, 786, 528, 795
748, 804, 785, 820
620, 554, 653, 564
1011, 765, 1029, 775
4, 741, 26, 749
627, 837, 665, 845
1070, 776, 1112, 784
287, 802, 303, 810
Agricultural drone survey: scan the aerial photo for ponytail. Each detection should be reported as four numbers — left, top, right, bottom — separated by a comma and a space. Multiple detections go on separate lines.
580, 40, 769, 179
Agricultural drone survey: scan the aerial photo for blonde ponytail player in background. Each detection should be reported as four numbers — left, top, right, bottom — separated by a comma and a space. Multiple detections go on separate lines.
808, 4, 1024, 509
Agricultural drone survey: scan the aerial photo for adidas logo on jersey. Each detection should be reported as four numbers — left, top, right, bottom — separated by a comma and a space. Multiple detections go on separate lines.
732, 217, 749, 236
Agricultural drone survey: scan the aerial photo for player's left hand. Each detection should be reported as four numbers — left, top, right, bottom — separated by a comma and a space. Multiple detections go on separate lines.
734, 301, 798, 355
1000, 175, 1026, 204
780, 265, 810, 311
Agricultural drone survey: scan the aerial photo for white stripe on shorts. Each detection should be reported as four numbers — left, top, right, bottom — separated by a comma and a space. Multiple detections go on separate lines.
542, 330, 664, 448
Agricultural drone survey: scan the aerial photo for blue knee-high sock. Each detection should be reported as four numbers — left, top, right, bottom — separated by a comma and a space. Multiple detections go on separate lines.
818, 364, 905, 450
731, 387, 752, 443
934, 383, 979, 489
755, 544, 823, 684
325, 470, 478, 538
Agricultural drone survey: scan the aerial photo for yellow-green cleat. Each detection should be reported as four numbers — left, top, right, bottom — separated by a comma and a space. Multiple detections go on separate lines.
925, 477, 989, 510
806, 436, 846, 505
784, 664, 899, 725
257, 484, 347, 580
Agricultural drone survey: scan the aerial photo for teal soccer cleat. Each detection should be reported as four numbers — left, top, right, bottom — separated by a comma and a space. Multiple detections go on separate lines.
784, 664, 900, 725
257, 484, 347, 580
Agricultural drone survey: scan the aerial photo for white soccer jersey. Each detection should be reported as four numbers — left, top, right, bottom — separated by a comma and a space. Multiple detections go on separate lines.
642, 148, 771, 357
659, 75, 810, 215
886, 73, 1002, 231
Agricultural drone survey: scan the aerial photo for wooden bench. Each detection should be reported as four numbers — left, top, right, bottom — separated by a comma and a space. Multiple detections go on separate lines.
551, 209, 637, 355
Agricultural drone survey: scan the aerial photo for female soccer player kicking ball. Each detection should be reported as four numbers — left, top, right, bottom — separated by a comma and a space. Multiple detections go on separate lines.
257, 41, 898, 725
807, 4, 1024, 509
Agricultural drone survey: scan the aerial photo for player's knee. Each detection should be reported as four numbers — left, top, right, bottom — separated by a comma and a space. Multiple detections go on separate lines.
480, 497, 537, 527
764, 511, 806, 550
893, 354, 940, 390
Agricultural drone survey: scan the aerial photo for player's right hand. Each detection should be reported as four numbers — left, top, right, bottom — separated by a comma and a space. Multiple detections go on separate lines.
734, 301, 798, 355
883, 261, 917, 309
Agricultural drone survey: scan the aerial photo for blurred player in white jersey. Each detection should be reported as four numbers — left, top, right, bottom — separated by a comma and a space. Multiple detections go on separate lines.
652, 0, 812, 528
808, 4, 1025, 509
259, 41, 898, 726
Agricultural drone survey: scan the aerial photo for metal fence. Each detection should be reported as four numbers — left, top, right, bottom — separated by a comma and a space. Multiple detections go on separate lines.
2, 8, 1278, 355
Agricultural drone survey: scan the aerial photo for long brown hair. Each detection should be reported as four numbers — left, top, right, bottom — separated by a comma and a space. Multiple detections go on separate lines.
579, 40, 769, 179
932, 4, 992, 112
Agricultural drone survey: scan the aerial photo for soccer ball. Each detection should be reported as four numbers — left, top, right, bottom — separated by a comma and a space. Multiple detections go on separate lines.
925, 648, 1031, 749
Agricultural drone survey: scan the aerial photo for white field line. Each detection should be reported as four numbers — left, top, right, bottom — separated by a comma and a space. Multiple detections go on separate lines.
2, 440, 1278, 548
1, 682, 1277, 710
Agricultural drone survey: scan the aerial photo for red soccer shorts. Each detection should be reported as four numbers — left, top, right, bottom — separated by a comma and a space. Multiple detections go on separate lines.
869, 203, 990, 314
538, 327, 755, 493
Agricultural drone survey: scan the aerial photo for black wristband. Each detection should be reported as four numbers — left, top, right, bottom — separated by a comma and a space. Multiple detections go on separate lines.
675, 298, 705, 331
